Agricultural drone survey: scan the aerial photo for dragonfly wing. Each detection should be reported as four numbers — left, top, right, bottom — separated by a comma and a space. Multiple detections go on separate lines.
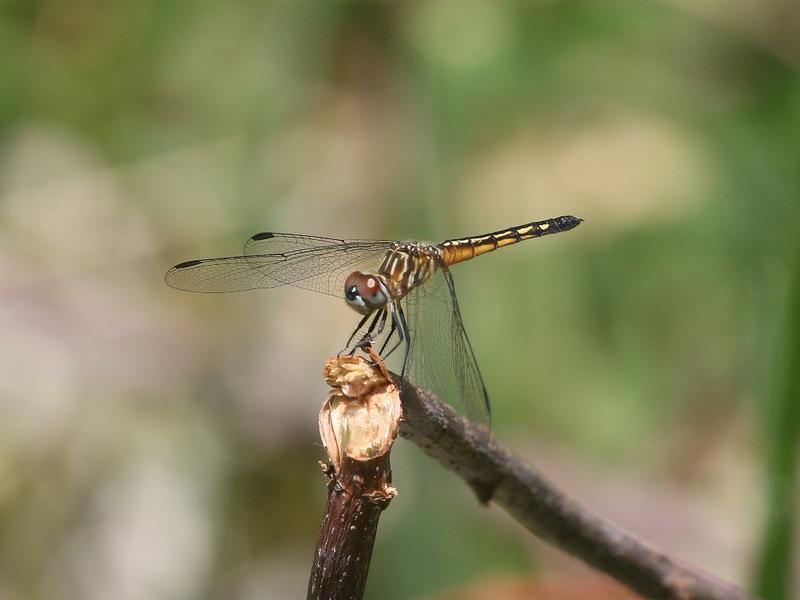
245, 233, 393, 297
166, 254, 295, 292
401, 266, 491, 426
243, 231, 383, 254
166, 233, 393, 296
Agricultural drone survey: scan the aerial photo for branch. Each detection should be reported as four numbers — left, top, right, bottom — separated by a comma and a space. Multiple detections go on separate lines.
308, 356, 401, 600
397, 378, 757, 600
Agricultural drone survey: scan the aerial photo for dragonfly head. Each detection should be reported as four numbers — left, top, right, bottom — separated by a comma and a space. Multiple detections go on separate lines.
344, 272, 389, 315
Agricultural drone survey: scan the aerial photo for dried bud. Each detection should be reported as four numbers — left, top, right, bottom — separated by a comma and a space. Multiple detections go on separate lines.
320, 356, 402, 473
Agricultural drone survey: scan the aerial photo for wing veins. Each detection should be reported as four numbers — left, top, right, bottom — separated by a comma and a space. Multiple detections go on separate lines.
167, 239, 393, 294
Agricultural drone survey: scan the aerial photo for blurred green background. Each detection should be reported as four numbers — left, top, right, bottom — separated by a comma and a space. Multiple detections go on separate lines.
1, 1, 798, 599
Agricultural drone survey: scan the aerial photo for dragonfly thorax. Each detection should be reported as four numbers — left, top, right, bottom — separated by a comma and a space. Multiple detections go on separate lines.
344, 272, 390, 315
378, 243, 439, 299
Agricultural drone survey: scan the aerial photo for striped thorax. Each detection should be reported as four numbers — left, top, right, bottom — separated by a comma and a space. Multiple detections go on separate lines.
344, 243, 439, 315
377, 243, 439, 299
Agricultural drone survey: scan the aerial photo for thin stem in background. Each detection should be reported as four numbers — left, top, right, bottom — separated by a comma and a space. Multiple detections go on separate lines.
754, 249, 800, 600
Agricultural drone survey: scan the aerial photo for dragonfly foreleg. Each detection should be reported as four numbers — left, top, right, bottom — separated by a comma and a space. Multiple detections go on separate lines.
341, 311, 373, 356
353, 308, 387, 352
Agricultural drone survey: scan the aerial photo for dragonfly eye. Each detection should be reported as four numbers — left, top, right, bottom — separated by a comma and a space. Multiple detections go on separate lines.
344, 272, 387, 315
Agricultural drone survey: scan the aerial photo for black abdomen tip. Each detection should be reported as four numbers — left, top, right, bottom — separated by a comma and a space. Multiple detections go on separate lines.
555, 215, 583, 231
251, 232, 275, 241
174, 259, 203, 269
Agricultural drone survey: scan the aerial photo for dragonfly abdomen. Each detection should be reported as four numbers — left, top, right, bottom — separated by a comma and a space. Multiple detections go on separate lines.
438, 215, 582, 266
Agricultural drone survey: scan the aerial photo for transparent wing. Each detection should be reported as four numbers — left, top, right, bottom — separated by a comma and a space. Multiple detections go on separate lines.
165, 232, 393, 295
399, 266, 491, 426
243, 231, 377, 255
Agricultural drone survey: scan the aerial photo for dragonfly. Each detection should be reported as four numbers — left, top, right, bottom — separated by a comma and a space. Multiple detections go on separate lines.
165, 215, 582, 426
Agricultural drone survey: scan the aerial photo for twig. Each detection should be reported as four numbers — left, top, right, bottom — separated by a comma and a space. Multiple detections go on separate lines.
397, 378, 757, 600
308, 356, 401, 600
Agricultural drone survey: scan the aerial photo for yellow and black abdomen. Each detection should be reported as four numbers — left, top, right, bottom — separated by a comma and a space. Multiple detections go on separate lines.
438, 215, 582, 266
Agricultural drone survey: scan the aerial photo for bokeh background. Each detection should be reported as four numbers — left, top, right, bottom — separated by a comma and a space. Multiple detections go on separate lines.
1, 1, 799, 599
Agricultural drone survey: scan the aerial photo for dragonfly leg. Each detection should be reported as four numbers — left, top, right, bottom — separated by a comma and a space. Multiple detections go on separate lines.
340, 312, 373, 356
349, 308, 386, 355
396, 302, 411, 378
358, 308, 387, 347
379, 304, 405, 359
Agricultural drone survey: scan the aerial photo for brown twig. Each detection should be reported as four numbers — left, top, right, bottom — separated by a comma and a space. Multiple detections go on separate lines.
308, 356, 401, 600
397, 378, 757, 600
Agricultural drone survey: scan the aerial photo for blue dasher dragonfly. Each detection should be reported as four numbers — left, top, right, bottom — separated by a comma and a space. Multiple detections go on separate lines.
165, 215, 582, 425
